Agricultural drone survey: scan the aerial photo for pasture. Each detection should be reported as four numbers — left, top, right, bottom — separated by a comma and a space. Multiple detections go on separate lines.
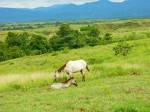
0, 19, 150, 112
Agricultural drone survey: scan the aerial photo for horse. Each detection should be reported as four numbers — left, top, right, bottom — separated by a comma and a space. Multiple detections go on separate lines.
50, 77, 78, 89
54, 60, 89, 82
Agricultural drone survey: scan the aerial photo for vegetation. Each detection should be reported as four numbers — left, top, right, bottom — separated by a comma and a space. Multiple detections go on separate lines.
1, 19, 150, 62
0, 37, 150, 112
113, 41, 133, 56
0, 19, 150, 112
0, 24, 110, 62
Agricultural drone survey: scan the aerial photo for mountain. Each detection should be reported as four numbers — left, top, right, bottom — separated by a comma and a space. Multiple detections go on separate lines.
0, 0, 150, 22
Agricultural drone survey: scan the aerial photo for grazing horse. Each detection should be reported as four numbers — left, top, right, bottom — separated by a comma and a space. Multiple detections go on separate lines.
54, 60, 89, 82
50, 77, 78, 89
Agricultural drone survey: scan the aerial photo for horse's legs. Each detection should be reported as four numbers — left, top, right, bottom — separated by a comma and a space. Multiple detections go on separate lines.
67, 72, 73, 79
69, 72, 73, 78
54, 72, 58, 82
81, 70, 85, 82
54, 75, 57, 82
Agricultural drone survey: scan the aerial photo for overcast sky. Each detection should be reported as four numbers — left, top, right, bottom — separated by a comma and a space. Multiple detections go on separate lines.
0, 0, 126, 8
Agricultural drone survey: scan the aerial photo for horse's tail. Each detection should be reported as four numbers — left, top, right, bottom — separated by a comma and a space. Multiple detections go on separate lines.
86, 65, 90, 71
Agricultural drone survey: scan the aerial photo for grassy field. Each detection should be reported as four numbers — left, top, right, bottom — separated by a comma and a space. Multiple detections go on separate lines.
1, 19, 150, 41
0, 19, 150, 112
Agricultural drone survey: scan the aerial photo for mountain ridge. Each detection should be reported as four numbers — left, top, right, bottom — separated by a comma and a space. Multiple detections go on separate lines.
0, 0, 150, 22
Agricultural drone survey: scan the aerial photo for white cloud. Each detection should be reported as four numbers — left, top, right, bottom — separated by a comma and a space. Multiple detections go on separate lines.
0, 0, 99, 8
0, 0, 126, 8
109, 0, 126, 3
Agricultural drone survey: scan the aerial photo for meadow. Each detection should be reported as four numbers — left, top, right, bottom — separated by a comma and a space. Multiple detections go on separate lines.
0, 19, 150, 112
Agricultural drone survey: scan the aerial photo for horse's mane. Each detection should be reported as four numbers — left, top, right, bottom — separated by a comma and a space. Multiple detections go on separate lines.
62, 77, 74, 84
57, 63, 66, 73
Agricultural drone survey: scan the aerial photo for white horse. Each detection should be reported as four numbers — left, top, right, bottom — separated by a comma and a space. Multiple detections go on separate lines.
54, 60, 89, 82
50, 77, 78, 89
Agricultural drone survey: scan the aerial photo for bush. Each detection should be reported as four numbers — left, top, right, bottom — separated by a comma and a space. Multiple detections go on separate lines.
49, 24, 86, 50
74, 33, 86, 48
80, 25, 102, 46
6, 32, 30, 53
7, 46, 25, 59
103, 33, 112, 44
5, 32, 30, 55
29, 34, 49, 54
113, 41, 133, 56
3, 24, 137, 62
5, 32, 17, 47
0, 41, 7, 61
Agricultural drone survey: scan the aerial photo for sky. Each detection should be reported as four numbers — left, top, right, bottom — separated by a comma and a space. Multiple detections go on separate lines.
0, 0, 126, 8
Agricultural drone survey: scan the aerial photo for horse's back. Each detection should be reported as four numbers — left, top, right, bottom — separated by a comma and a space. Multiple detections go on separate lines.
68, 60, 87, 65
66, 60, 87, 72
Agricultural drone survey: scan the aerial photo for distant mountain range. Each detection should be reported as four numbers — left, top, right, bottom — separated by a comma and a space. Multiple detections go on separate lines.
0, 0, 150, 22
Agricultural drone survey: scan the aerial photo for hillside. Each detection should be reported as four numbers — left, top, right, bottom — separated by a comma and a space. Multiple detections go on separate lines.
0, 37, 150, 111
0, 0, 150, 22
0, 19, 150, 111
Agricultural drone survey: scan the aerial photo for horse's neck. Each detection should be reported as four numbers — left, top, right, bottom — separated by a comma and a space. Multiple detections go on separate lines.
57, 64, 66, 72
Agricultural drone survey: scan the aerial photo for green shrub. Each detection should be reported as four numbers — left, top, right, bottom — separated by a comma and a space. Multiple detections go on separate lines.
29, 50, 42, 55
7, 46, 25, 59
61, 47, 69, 54
0, 41, 7, 61
29, 34, 49, 54
6, 32, 30, 53
9, 83, 22, 90
113, 41, 133, 56
103, 33, 113, 44
49, 24, 86, 50
0, 50, 6, 62
80, 25, 102, 46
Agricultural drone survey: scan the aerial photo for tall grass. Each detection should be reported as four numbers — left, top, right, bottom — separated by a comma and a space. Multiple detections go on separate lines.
0, 38, 149, 92
0, 19, 150, 111
0, 73, 52, 92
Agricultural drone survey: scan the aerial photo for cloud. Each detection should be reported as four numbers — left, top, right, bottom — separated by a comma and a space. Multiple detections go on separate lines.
109, 0, 126, 3
0, 0, 99, 8
0, 0, 126, 8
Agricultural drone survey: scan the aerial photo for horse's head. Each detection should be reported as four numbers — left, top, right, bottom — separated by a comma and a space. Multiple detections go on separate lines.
54, 71, 59, 82
69, 77, 78, 87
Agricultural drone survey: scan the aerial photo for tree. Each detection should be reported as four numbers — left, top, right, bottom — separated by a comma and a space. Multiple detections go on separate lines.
0, 41, 7, 61
5, 32, 18, 47
56, 24, 72, 37
18, 32, 30, 52
5, 32, 30, 54
80, 25, 101, 46
73, 32, 86, 48
29, 34, 49, 54
7, 46, 25, 59
49, 24, 85, 50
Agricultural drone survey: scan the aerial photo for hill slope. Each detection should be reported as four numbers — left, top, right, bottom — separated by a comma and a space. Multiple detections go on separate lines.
0, 38, 150, 112
0, 0, 150, 22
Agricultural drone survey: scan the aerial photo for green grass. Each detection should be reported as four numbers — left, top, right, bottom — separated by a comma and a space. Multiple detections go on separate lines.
0, 19, 150, 112
0, 75, 150, 112
1, 19, 150, 41
0, 37, 150, 112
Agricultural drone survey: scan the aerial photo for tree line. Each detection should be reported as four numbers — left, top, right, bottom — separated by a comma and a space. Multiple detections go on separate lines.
0, 24, 113, 62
